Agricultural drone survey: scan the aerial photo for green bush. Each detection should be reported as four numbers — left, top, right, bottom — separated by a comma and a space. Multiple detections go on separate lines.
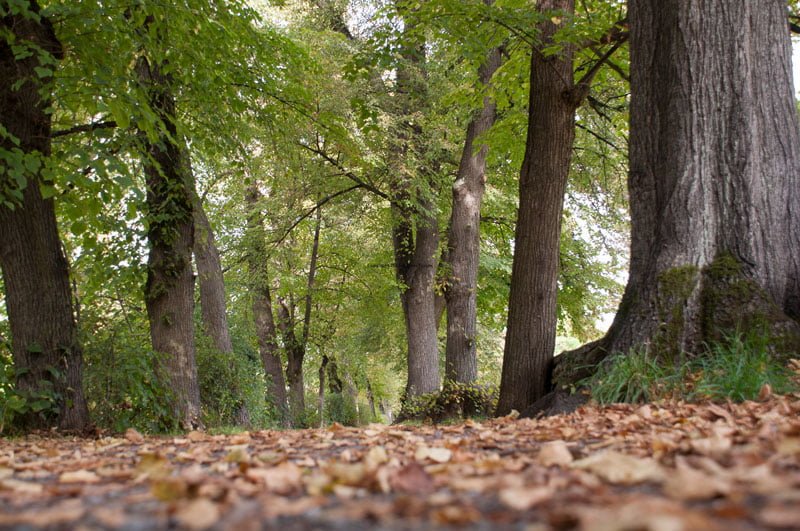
0, 349, 61, 433
196, 334, 277, 430
398, 382, 498, 423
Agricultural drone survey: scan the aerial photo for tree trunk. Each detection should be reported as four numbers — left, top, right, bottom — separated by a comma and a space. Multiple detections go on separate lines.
444, 41, 502, 385
0, 4, 90, 431
136, 48, 200, 429
277, 298, 306, 427
245, 185, 289, 425
554, 0, 800, 387
193, 194, 249, 427
318, 354, 329, 427
496, 0, 578, 415
391, 1, 441, 399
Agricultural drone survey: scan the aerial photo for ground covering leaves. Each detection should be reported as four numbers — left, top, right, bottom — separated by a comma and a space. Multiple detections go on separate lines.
1, 394, 799, 530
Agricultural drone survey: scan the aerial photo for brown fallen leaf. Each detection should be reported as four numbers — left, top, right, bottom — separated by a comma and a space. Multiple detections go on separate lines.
174, 498, 220, 530
415, 445, 452, 464
0, 478, 44, 494
59, 469, 100, 484
536, 440, 573, 466
124, 428, 144, 444
389, 462, 435, 494
571, 451, 664, 484
498, 486, 552, 511
662, 456, 730, 500
758, 504, 800, 528
245, 462, 303, 495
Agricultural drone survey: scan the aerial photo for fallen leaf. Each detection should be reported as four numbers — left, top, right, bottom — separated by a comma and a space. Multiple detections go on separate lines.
571, 451, 664, 484
0, 478, 43, 494
537, 440, 573, 466
415, 446, 452, 463
174, 498, 220, 530
389, 463, 434, 494
59, 470, 100, 484
124, 428, 144, 443
498, 486, 552, 511
246, 462, 303, 495
663, 457, 730, 500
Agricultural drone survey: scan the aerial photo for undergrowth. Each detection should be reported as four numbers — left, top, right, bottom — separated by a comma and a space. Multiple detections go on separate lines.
585, 330, 799, 404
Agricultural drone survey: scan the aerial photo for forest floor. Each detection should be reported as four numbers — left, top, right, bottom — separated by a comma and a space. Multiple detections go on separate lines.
1, 395, 799, 530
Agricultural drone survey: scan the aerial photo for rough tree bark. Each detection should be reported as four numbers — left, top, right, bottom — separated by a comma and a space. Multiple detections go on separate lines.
136, 33, 200, 429
192, 193, 249, 426
553, 0, 800, 388
391, 1, 441, 399
245, 185, 289, 425
0, 2, 90, 430
496, 0, 579, 415
444, 40, 503, 385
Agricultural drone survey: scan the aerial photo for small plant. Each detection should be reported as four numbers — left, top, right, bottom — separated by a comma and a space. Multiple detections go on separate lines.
397, 382, 497, 423
583, 329, 798, 405
691, 330, 797, 402
585, 349, 685, 404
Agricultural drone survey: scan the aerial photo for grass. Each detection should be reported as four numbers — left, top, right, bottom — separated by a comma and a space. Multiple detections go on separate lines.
585, 330, 799, 404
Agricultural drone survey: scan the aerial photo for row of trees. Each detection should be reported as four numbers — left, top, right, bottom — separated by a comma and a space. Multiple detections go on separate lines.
2, 0, 798, 432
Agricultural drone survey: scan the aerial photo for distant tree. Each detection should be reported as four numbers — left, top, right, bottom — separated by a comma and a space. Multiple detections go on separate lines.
0, 0, 90, 430
554, 0, 800, 387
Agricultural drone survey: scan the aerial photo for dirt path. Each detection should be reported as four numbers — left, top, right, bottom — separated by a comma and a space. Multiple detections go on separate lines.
1, 395, 799, 530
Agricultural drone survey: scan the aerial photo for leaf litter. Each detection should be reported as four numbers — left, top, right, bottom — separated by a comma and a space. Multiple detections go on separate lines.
1, 395, 799, 530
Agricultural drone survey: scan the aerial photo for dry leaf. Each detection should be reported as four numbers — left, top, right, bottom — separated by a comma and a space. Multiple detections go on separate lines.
537, 440, 573, 466
663, 457, 730, 500
174, 498, 220, 530
498, 486, 552, 511
571, 451, 664, 484
123, 428, 144, 443
246, 462, 303, 495
415, 446, 452, 463
389, 463, 434, 494
0, 478, 43, 494
58, 469, 100, 484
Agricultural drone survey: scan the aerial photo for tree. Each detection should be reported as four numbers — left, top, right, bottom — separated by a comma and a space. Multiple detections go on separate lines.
245, 184, 290, 425
444, 40, 502, 386
554, 0, 800, 389
496, 0, 627, 414
0, 0, 90, 430
134, 11, 201, 429
193, 190, 250, 427
390, 0, 442, 399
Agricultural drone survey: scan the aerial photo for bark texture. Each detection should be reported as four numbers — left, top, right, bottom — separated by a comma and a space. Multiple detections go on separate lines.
554, 0, 800, 387
496, 0, 579, 415
193, 195, 249, 427
391, 1, 441, 398
0, 4, 90, 431
444, 41, 502, 385
245, 186, 289, 425
137, 47, 200, 429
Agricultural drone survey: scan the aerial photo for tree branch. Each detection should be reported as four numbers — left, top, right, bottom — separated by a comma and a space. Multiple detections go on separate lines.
52, 119, 117, 138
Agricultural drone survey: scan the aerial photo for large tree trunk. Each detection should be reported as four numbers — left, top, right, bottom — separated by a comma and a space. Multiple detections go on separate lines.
496, 0, 579, 415
444, 41, 502, 385
193, 194, 249, 427
0, 4, 90, 431
245, 185, 289, 425
136, 48, 200, 429
391, 1, 441, 399
554, 0, 800, 388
